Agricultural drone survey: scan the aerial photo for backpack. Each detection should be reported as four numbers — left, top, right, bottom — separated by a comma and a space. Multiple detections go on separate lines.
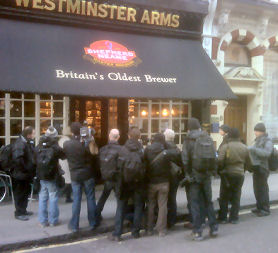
268, 147, 278, 171
36, 143, 56, 180
0, 144, 13, 173
100, 146, 119, 181
192, 133, 216, 173
120, 146, 145, 184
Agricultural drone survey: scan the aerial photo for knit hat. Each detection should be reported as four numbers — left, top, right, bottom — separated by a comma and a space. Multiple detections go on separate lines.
188, 118, 201, 131
254, 122, 266, 133
220, 124, 230, 134
228, 128, 240, 139
45, 126, 58, 138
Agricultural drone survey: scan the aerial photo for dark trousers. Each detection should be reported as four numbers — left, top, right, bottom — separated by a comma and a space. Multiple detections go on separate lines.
113, 190, 144, 237
168, 177, 179, 227
13, 179, 32, 216
185, 182, 192, 223
95, 181, 114, 219
253, 169, 270, 213
190, 177, 218, 234
218, 174, 244, 221
64, 183, 72, 200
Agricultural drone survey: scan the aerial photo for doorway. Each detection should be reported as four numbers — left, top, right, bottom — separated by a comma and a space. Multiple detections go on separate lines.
70, 97, 108, 147
224, 95, 247, 143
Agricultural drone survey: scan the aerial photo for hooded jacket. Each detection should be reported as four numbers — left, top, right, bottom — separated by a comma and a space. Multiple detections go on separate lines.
12, 136, 36, 181
181, 129, 212, 182
249, 134, 273, 170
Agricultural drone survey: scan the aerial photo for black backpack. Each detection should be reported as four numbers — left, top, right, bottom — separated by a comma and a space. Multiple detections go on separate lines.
0, 144, 13, 173
36, 143, 56, 180
100, 145, 119, 181
192, 132, 216, 173
269, 147, 278, 171
119, 147, 145, 184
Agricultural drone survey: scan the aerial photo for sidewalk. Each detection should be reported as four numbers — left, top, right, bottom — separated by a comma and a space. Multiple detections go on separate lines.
1, 173, 278, 251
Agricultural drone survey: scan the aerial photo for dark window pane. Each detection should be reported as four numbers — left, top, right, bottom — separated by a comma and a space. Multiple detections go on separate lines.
40, 94, 51, 100
0, 138, 5, 147
24, 101, 35, 117
151, 119, 159, 133
53, 102, 63, 117
181, 134, 187, 144
0, 100, 5, 117
173, 119, 180, 133
40, 120, 51, 135
24, 93, 35, 99
174, 134, 179, 145
0, 119, 5, 136
181, 104, 189, 117
0, 92, 5, 98
140, 119, 148, 134
152, 104, 160, 118
24, 120, 35, 129
161, 119, 169, 132
11, 119, 22, 136
53, 95, 64, 100
10, 93, 22, 99
10, 101, 22, 117
172, 104, 180, 117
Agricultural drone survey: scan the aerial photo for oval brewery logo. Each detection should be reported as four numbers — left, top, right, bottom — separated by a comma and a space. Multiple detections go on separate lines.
83, 40, 142, 67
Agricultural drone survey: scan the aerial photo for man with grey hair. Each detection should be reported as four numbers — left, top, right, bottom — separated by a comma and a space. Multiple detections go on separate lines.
95, 129, 121, 226
163, 129, 182, 228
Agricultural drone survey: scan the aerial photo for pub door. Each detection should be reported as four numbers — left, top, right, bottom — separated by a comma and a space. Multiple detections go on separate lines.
70, 97, 108, 147
224, 95, 247, 143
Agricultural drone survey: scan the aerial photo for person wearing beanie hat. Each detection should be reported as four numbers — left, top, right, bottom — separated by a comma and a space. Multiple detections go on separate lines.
249, 122, 273, 217
218, 125, 230, 152
181, 118, 218, 241
217, 128, 250, 224
36, 126, 66, 227
45, 126, 58, 138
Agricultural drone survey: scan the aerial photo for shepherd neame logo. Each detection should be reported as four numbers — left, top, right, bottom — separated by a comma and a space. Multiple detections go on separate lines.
55, 70, 177, 84
83, 40, 141, 67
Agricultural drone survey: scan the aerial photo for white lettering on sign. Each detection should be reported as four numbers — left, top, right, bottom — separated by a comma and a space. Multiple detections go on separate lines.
55, 69, 176, 85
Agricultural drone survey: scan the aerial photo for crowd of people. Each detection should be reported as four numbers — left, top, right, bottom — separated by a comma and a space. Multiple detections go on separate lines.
2, 117, 276, 242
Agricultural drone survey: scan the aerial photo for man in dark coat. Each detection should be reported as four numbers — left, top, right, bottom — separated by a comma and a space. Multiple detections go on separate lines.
110, 127, 145, 241
249, 122, 273, 217
63, 122, 97, 232
218, 124, 230, 152
181, 118, 218, 241
12, 126, 36, 221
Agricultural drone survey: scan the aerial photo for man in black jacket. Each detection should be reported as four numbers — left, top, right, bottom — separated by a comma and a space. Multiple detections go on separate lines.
12, 126, 36, 221
110, 127, 145, 241
95, 129, 121, 226
145, 133, 179, 237
181, 118, 218, 241
63, 122, 97, 232
36, 127, 66, 227
218, 124, 230, 152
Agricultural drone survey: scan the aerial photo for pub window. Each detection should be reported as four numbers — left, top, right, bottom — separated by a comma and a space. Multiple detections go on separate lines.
0, 93, 69, 145
225, 42, 251, 67
129, 99, 190, 148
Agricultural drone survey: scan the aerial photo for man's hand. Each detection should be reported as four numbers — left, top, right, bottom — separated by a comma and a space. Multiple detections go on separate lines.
179, 175, 194, 187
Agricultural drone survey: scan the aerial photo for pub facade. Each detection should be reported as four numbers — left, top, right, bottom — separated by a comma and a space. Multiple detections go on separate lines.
0, 0, 235, 148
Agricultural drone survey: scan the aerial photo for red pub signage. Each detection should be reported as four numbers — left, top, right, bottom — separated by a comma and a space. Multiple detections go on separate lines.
84, 40, 141, 67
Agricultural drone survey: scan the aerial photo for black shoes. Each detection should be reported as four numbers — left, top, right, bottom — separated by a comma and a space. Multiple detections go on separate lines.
15, 215, 29, 221
24, 211, 34, 216
108, 234, 122, 242
192, 232, 204, 241
65, 198, 73, 203
252, 209, 270, 217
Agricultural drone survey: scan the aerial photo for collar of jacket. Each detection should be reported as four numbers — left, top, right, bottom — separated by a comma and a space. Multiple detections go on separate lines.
108, 140, 119, 145
255, 133, 268, 142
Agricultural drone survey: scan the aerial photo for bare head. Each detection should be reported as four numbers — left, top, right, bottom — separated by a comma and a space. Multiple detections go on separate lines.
109, 129, 120, 141
22, 126, 35, 140
164, 129, 175, 142
128, 127, 141, 141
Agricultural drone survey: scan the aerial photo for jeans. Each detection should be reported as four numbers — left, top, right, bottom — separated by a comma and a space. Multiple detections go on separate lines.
13, 179, 32, 217
218, 174, 244, 221
168, 177, 179, 227
95, 181, 114, 220
253, 168, 270, 213
69, 178, 96, 230
38, 180, 59, 225
148, 182, 169, 233
190, 177, 218, 234
113, 189, 144, 237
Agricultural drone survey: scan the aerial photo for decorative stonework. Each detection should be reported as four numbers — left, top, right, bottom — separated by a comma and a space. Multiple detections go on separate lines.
224, 67, 265, 82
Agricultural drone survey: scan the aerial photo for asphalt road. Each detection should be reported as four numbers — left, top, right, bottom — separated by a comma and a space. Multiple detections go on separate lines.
15, 206, 278, 253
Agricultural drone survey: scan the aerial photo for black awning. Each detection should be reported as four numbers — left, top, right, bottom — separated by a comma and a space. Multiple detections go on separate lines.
0, 19, 235, 100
